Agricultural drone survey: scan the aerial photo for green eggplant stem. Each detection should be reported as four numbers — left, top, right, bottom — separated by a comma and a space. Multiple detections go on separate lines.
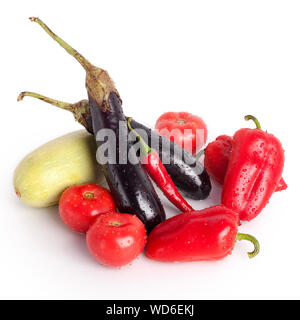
29, 17, 118, 112
18, 90, 91, 131
244, 115, 262, 130
17, 91, 72, 110
29, 17, 93, 72
127, 117, 152, 156
235, 232, 260, 258
195, 149, 205, 161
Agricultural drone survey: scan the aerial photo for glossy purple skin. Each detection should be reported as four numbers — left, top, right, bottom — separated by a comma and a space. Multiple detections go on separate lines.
88, 92, 165, 233
85, 108, 211, 201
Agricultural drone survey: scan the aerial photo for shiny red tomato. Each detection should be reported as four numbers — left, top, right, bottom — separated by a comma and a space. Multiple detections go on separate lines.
59, 184, 116, 233
155, 112, 207, 154
86, 212, 147, 267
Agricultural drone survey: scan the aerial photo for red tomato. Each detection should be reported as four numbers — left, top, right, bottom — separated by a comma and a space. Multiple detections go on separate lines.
59, 184, 116, 233
155, 112, 207, 154
86, 212, 147, 267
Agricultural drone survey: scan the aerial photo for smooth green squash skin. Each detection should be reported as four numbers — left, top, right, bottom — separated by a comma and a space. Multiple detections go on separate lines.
13, 130, 104, 207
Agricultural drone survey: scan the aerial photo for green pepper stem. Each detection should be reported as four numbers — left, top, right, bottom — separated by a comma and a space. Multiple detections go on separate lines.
29, 17, 93, 72
17, 91, 73, 110
244, 115, 262, 130
235, 233, 260, 258
127, 117, 152, 156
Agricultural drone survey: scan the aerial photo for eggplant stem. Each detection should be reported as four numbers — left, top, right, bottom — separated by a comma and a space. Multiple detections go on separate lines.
29, 17, 117, 111
195, 149, 205, 160
18, 90, 91, 132
29, 17, 93, 72
17, 91, 72, 110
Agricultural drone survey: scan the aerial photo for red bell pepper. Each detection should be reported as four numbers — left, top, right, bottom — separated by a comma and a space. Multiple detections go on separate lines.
222, 115, 285, 221
203, 135, 232, 184
127, 118, 194, 213
203, 135, 287, 191
145, 205, 260, 261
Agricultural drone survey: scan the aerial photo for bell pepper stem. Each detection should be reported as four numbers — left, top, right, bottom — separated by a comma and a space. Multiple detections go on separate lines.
235, 232, 260, 258
244, 115, 262, 130
127, 117, 152, 156
17, 91, 73, 110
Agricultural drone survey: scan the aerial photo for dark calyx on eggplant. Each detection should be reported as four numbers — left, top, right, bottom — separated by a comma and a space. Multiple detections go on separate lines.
28, 17, 166, 232
18, 91, 212, 200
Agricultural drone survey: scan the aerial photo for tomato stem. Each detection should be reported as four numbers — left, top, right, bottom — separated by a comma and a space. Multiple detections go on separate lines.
235, 233, 260, 258
110, 221, 122, 227
83, 192, 95, 199
127, 117, 152, 156
244, 115, 262, 130
176, 119, 186, 125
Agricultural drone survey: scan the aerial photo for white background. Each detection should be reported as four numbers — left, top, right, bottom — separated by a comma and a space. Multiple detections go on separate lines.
0, 0, 299, 299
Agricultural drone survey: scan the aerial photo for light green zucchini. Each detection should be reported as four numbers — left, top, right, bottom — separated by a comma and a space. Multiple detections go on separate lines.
13, 130, 104, 207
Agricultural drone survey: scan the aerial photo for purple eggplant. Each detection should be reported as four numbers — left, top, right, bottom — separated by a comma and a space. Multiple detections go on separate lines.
28, 17, 165, 232
18, 90, 211, 200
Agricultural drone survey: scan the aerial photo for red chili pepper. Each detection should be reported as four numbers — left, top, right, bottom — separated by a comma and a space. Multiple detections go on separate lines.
222, 115, 285, 221
203, 135, 287, 192
145, 205, 260, 261
128, 118, 194, 213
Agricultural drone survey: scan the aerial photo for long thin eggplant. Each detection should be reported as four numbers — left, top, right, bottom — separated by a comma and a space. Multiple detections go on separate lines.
91, 92, 165, 230
18, 92, 212, 200
29, 17, 165, 232
129, 119, 211, 200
